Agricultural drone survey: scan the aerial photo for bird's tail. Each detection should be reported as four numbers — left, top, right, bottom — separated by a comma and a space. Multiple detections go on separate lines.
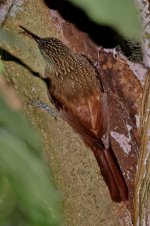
93, 145, 128, 202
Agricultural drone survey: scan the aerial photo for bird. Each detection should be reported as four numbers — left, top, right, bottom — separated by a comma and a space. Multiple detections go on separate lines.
19, 25, 128, 202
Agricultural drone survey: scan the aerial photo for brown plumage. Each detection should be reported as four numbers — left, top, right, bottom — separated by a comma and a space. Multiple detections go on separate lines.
20, 25, 128, 202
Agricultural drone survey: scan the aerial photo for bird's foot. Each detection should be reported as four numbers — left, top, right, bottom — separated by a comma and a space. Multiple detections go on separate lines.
29, 100, 59, 120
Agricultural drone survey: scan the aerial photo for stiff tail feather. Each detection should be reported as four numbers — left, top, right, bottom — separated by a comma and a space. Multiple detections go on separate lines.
94, 146, 128, 202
